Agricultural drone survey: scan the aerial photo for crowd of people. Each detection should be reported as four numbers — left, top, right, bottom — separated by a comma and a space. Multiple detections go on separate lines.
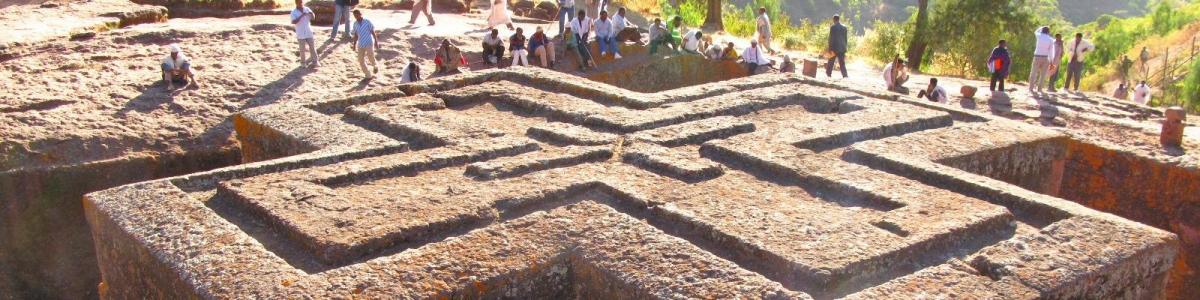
156, 0, 1158, 108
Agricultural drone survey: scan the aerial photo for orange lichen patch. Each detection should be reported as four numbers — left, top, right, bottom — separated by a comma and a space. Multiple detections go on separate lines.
1059, 140, 1200, 299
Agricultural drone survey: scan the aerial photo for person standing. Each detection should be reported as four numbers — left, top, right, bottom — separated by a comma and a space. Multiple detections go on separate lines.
756, 7, 775, 55
557, 0, 575, 37
487, 0, 515, 30
408, 0, 435, 26
509, 27, 529, 67
482, 29, 505, 65
1140, 46, 1151, 78
291, 0, 319, 68
742, 40, 770, 75
1119, 55, 1134, 84
1047, 34, 1063, 92
1029, 26, 1055, 94
988, 40, 1010, 92
825, 15, 848, 78
571, 9, 596, 69
351, 10, 379, 79
594, 10, 620, 59
1133, 81, 1151, 104
1063, 32, 1094, 92
329, 0, 353, 40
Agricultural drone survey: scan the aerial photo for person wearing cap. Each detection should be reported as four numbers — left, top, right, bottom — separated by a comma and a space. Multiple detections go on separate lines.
778, 55, 796, 73
291, 0, 319, 68
741, 40, 770, 75
351, 9, 379, 79
703, 39, 722, 60
161, 44, 197, 89
529, 26, 556, 68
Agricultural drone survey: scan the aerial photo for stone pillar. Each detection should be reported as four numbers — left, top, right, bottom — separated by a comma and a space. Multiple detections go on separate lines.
960, 86, 978, 98
801, 59, 818, 78
1162, 107, 1186, 147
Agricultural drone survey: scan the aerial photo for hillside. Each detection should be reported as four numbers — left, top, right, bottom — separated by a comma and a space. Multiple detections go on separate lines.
723, 0, 1150, 26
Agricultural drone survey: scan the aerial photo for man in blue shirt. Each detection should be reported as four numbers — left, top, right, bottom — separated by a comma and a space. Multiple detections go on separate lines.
351, 10, 379, 79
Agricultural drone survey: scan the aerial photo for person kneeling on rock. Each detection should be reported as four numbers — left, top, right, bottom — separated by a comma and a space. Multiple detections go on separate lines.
434, 39, 467, 75
161, 44, 198, 90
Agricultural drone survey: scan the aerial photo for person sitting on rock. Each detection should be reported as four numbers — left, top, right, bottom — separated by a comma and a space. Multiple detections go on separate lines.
778, 55, 796, 73
482, 29, 505, 65
529, 26, 556, 68
570, 9, 596, 70
719, 42, 738, 61
704, 38, 723, 60
434, 39, 467, 74
161, 44, 198, 90
883, 57, 909, 92
917, 77, 948, 103
612, 7, 640, 44
682, 30, 703, 54
1113, 83, 1128, 100
401, 61, 421, 83
741, 40, 771, 75
648, 18, 678, 55
509, 27, 530, 67
594, 10, 621, 59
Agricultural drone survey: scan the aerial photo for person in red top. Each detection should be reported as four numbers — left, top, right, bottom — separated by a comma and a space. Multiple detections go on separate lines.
987, 40, 1011, 93
434, 39, 468, 74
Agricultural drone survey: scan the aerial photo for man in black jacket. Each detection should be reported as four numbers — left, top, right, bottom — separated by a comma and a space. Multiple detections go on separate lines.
825, 15, 849, 78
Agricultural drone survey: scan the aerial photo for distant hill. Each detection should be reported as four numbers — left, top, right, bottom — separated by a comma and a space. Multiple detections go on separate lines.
1059, 0, 1150, 24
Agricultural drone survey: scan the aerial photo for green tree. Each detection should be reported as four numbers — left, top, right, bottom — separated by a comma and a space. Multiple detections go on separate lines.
703, 0, 723, 30
919, 0, 1042, 78
1182, 57, 1200, 110
905, 0, 930, 71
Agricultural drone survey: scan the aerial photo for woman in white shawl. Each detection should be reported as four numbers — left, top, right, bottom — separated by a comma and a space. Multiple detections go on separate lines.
487, 0, 515, 30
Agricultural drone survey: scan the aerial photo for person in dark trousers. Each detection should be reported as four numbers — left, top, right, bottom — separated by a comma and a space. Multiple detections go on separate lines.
987, 40, 1011, 92
1047, 33, 1063, 92
482, 29, 505, 65
825, 15, 848, 78
917, 77, 948, 103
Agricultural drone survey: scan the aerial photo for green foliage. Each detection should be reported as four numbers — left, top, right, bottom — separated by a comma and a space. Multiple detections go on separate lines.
1087, 1, 1200, 73
658, 0, 707, 28
857, 20, 910, 64
1182, 56, 1200, 110
920, 0, 1043, 78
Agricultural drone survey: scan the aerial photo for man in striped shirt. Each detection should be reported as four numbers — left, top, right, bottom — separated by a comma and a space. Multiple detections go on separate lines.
351, 10, 379, 79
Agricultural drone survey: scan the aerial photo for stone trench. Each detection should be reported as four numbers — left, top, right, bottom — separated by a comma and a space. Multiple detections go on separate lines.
80, 66, 1193, 299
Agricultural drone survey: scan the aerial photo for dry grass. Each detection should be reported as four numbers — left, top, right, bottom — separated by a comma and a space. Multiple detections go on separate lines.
615, 0, 661, 16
